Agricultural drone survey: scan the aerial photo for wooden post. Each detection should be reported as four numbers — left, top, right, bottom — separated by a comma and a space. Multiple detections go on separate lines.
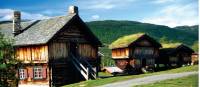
86, 67, 89, 80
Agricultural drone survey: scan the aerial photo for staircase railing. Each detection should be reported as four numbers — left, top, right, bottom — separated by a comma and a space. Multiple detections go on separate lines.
70, 53, 96, 80
81, 57, 96, 79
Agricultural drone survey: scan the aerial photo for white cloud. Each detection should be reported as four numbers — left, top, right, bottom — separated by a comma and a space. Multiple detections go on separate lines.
142, 3, 198, 27
0, 9, 50, 21
75, 0, 135, 10
40, 10, 65, 16
152, 0, 175, 4
91, 15, 100, 20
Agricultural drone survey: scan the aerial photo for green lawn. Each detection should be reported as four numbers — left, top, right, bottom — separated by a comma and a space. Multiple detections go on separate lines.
134, 74, 198, 87
63, 65, 198, 87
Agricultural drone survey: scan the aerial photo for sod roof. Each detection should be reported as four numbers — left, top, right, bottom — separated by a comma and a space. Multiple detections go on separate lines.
162, 43, 182, 48
161, 43, 194, 54
109, 33, 145, 49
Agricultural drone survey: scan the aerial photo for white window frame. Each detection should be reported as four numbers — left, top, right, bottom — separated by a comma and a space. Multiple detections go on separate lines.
19, 69, 26, 80
34, 66, 43, 79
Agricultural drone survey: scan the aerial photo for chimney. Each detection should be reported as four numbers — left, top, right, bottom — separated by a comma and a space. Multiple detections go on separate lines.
68, 6, 78, 15
13, 11, 21, 36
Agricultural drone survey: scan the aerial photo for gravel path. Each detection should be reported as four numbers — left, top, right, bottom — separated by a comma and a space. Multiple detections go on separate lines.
98, 71, 198, 87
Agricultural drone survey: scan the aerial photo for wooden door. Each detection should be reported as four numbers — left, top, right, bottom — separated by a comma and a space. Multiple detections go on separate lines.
142, 58, 146, 67
70, 42, 78, 57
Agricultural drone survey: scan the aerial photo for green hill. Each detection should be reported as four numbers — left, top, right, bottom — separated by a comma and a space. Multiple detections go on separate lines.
86, 20, 198, 66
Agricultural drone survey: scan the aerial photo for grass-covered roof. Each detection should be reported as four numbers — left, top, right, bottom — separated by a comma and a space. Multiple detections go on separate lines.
161, 43, 194, 54
109, 33, 145, 49
162, 43, 182, 48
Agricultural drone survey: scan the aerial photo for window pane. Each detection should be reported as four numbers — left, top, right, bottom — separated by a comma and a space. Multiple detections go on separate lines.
34, 67, 43, 79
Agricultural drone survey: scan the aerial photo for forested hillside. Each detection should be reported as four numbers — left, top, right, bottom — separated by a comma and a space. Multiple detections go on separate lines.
86, 20, 198, 66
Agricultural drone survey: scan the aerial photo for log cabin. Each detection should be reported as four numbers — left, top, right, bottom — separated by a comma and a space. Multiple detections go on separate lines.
0, 6, 102, 87
109, 33, 161, 73
191, 53, 198, 65
156, 43, 194, 67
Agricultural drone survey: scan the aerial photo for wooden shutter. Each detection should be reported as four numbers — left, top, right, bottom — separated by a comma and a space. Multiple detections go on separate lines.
28, 67, 33, 78
24, 69, 28, 79
42, 67, 47, 79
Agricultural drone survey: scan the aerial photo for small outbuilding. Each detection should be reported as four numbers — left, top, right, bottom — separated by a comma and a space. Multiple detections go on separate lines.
157, 43, 194, 67
109, 33, 161, 73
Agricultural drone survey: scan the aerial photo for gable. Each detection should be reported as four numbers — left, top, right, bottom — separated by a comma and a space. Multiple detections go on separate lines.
129, 34, 161, 48
136, 40, 152, 46
52, 24, 88, 43
50, 15, 102, 46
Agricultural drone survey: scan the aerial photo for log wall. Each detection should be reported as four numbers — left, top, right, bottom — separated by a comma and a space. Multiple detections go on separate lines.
112, 48, 129, 59
79, 44, 97, 58
48, 42, 69, 60
15, 45, 48, 63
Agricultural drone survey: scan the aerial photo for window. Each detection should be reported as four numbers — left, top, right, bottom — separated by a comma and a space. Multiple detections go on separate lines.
19, 69, 26, 80
134, 47, 154, 55
34, 67, 43, 79
147, 59, 154, 65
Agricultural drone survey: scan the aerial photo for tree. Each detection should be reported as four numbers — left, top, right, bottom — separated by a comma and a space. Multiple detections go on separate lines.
0, 33, 19, 87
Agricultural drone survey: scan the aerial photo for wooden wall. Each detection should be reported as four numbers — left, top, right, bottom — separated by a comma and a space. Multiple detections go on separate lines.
191, 54, 198, 65
48, 42, 69, 60
15, 45, 48, 63
79, 44, 97, 58
132, 47, 155, 57
54, 26, 87, 43
112, 48, 129, 59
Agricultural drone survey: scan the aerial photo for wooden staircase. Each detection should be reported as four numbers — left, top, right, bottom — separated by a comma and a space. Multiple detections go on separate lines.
70, 53, 96, 80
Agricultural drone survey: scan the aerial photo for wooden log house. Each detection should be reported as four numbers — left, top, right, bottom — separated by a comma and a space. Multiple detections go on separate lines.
109, 33, 161, 73
156, 43, 194, 67
191, 53, 198, 65
0, 6, 102, 87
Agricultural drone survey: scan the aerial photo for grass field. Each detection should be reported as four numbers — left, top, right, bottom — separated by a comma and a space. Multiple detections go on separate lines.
63, 65, 198, 87
134, 74, 198, 87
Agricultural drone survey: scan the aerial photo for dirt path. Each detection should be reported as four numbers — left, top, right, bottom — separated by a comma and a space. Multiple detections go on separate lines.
98, 71, 198, 87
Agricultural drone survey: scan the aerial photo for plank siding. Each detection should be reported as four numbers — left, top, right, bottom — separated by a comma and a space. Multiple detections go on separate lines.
15, 45, 48, 63
48, 42, 69, 60
54, 26, 88, 43
79, 44, 97, 58
112, 48, 129, 59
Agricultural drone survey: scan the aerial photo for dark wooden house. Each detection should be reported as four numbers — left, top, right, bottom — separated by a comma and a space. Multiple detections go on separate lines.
109, 33, 161, 73
0, 6, 102, 87
156, 43, 194, 67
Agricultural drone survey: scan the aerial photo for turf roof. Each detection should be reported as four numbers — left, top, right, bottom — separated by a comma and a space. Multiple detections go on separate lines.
109, 33, 145, 49
162, 43, 182, 48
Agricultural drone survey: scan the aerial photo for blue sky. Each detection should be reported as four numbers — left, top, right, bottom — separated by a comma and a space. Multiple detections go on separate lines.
0, 0, 198, 27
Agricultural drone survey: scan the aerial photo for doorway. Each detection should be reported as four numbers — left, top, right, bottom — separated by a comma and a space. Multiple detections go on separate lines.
142, 58, 146, 67
70, 41, 78, 56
